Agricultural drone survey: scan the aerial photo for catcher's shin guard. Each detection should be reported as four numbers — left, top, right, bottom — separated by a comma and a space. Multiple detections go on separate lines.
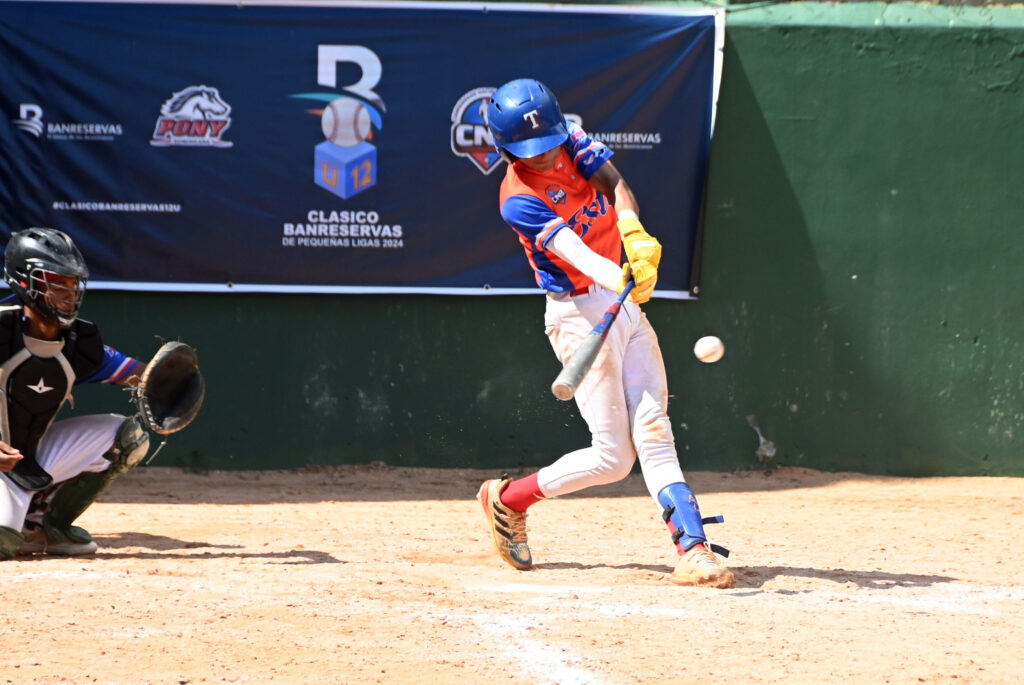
0, 525, 25, 559
38, 416, 150, 545
658, 482, 729, 557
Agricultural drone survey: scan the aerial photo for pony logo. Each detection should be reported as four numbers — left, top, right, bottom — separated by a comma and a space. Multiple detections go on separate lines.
450, 87, 501, 175
151, 85, 233, 148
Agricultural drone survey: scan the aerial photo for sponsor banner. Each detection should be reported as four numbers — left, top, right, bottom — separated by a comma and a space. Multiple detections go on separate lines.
0, 1, 723, 298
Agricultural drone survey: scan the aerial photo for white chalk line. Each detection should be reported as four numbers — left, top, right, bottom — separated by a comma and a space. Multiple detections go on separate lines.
465, 612, 606, 685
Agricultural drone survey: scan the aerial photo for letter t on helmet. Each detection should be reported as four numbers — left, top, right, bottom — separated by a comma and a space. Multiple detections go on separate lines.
486, 78, 568, 162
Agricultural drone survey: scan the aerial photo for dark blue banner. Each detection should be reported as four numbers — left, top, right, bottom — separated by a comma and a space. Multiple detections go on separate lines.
0, 1, 723, 298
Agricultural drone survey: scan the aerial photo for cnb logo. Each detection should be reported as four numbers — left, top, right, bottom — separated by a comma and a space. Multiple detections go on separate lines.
13, 104, 44, 137
151, 85, 233, 147
451, 88, 583, 175
290, 46, 385, 200
450, 88, 501, 175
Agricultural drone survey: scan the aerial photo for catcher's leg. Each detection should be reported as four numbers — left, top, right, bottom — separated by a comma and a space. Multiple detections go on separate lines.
1, 473, 33, 559
21, 416, 149, 555
1, 525, 25, 559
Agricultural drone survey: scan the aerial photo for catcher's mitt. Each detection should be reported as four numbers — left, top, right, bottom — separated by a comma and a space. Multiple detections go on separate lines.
135, 341, 206, 435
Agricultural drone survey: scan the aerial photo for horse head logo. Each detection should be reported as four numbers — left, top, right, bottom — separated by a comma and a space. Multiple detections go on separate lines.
152, 85, 233, 147
161, 86, 231, 119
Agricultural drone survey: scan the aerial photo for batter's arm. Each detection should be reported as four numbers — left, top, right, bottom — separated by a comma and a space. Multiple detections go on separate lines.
591, 161, 661, 270
589, 161, 639, 216
548, 228, 623, 293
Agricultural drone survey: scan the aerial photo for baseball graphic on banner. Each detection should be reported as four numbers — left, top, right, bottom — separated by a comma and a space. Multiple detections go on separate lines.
322, 97, 372, 147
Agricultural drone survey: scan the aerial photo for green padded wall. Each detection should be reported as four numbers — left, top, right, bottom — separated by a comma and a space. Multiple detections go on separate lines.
68, 3, 1023, 475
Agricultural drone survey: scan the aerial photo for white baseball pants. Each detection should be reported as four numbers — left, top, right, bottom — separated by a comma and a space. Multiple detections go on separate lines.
539, 285, 686, 502
0, 413, 125, 531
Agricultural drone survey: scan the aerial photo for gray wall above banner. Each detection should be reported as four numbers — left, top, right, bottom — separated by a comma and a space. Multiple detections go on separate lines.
0, 1, 723, 299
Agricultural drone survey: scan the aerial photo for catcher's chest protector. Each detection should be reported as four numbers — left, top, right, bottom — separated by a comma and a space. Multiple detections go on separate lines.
0, 307, 104, 465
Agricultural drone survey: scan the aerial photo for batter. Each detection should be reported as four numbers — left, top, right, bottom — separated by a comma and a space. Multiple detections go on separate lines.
477, 78, 734, 588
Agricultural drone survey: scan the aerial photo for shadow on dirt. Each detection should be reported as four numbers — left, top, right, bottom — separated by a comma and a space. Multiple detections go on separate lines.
73, 532, 346, 564
533, 561, 954, 592
534, 561, 668, 574
732, 565, 956, 591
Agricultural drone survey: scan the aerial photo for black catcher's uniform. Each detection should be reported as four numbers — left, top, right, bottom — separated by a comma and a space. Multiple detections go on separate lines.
0, 305, 106, 491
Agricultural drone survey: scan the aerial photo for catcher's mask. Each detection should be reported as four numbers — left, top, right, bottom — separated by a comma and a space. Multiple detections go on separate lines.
3, 227, 89, 329
486, 78, 569, 164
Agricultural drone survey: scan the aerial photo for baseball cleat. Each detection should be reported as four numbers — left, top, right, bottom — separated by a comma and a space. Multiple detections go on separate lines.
670, 543, 735, 588
477, 478, 533, 570
17, 526, 98, 556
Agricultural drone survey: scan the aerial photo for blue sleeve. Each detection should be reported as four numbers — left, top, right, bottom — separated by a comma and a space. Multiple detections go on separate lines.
500, 195, 568, 250
565, 122, 613, 180
77, 345, 140, 384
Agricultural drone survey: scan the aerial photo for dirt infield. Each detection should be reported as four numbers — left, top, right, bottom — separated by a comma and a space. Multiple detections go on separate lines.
2, 465, 1022, 684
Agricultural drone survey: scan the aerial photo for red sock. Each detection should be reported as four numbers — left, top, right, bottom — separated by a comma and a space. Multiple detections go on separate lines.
677, 541, 707, 556
668, 522, 707, 555
500, 473, 545, 512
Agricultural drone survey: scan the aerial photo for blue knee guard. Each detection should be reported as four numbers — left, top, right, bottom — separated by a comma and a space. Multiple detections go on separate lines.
658, 482, 729, 557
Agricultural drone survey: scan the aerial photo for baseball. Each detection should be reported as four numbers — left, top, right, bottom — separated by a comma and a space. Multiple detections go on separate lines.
321, 98, 371, 147
693, 335, 725, 363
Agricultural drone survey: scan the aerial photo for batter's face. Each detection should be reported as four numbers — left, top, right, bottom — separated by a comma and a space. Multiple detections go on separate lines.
518, 146, 561, 172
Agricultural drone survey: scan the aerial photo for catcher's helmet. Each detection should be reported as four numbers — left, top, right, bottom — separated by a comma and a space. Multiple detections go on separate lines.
3, 227, 88, 328
487, 78, 568, 161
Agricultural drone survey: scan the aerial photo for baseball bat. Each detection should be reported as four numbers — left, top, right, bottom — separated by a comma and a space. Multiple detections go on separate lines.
550, 280, 635, 401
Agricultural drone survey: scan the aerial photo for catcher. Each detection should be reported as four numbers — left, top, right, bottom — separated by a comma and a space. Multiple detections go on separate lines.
0, 227, 204, 559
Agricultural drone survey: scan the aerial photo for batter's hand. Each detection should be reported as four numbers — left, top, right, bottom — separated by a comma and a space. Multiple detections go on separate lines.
620, 261, 657, 304
0, 441, 23, 472
618, 216, 662, 269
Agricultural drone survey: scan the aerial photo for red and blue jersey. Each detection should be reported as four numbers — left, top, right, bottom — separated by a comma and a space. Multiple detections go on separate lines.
498, 124, 622, 293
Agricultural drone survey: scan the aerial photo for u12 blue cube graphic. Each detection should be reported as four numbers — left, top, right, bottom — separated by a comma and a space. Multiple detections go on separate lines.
314, 141, 377, 200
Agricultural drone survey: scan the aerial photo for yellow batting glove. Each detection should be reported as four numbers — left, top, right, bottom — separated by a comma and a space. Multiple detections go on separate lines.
620, 261, 657, 305
618, 216, 662, 269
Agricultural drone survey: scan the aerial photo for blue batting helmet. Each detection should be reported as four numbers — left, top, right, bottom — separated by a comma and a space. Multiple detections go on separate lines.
487, 79, 568, 160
